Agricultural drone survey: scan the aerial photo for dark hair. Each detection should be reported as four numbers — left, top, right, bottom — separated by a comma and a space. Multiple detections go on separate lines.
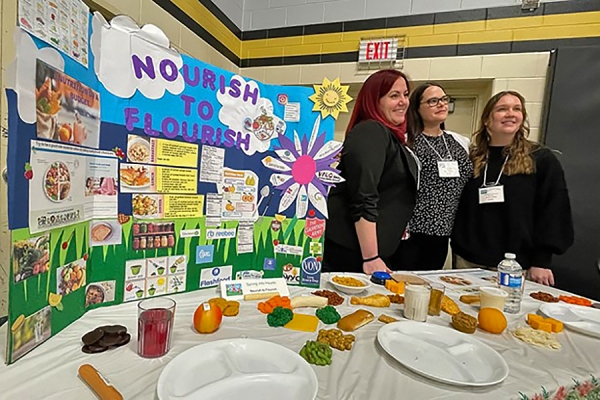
471, 90, 537, 177
406, 82, 447, 147
346, 69, 410, 143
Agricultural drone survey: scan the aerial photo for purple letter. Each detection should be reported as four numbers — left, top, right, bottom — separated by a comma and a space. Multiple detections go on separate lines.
201, 125, 215, 145
132, 55, 156, 80
219, 74, 227, 95
124, 107, 139, 131
144, 113, 160, 137
223, 129, 236, 147
202, 68, 216, 90
181, 94, 196, 116
181, 121, 198, 142
197, 100, 214, 121
161, 117, 179, 139
159, 59, 178, 82
228, 77, 241, 99
182, 64, 200, 87
243, 84, 259, 105
237, 132, 250, 152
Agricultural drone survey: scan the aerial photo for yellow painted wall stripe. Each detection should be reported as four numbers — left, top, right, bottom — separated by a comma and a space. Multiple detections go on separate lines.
171, 0, 241, 57
166, 2, 600, 61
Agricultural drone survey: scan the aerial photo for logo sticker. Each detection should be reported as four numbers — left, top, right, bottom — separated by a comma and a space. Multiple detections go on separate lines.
277, 94, 288, 105
270, 220, 281, 232
282, 263, 300, 285
301, 257, 321, 286
205, 228, 237, 240
196, 245, 214, 264
263, 258, 276, 271
304, 217, 325, 239
199, 265, 232, 288
309, 242, 323, 255
235, 270, 264, 280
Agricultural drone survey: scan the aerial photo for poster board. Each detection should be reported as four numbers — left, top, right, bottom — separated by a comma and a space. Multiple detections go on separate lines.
4, 12, 344, 364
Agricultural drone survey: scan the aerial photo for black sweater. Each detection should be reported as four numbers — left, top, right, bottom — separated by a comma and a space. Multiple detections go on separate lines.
452, 145, 574, 270
326, 120, 418, 258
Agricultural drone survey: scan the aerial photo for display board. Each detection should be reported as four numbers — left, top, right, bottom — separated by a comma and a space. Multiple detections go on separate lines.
4, 12, 345, 364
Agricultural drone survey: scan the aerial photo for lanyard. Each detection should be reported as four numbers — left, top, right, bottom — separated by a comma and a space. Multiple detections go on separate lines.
482, 155, 509, 187
420, 132, 453, 161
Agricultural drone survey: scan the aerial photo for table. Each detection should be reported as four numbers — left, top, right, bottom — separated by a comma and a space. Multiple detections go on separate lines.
1, 272, 598, 400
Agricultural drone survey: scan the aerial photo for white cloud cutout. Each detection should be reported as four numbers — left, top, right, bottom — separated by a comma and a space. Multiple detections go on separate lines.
217, 75, 286, 156
90, 13, 184, 99
6, 29, 64, 124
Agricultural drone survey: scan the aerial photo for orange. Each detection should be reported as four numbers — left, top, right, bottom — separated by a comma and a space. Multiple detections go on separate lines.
478, 307, 508, 334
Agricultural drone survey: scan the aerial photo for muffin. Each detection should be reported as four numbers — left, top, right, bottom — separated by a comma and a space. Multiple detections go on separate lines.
452, 311, 477, 334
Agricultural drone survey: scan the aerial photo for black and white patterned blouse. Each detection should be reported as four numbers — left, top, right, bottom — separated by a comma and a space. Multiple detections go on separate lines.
408, 131, 473, 236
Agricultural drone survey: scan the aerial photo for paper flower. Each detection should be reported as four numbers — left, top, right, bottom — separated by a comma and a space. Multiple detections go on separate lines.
262, 117, 343, 218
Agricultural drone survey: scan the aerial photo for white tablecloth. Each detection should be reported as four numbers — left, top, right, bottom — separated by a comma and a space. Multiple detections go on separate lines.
0, 272, 598, 400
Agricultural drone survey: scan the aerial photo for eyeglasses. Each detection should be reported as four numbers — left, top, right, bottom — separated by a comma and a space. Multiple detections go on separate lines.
422, 95, 451, 107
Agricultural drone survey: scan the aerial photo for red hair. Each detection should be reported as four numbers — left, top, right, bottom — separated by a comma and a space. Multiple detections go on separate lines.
345, 69, 410, 143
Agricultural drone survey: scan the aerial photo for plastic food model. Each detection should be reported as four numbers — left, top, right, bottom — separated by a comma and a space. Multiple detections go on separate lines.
193, 302, 223, 334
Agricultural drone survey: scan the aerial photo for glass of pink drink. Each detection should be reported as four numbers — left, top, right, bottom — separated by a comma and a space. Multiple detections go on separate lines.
137, 297, 176, 358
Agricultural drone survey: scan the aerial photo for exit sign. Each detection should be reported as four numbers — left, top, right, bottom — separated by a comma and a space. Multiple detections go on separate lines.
358, 38, 399, 63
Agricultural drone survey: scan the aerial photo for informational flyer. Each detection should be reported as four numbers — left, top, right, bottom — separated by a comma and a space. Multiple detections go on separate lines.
131, 194, 204, 219
123, 255, 187, 302
217, 168, 259, 221
205, 193, 222, 227
237, 221, 254, 254
199, 145, 225, 183
35, 60, 100, 148
18, 0, 89, 66
119, 164, 197, 194
126, 135, 198, 168
28, 140, 118, 233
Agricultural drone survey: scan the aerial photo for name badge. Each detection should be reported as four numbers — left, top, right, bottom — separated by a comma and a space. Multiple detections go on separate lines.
478, 186, 505, 204
437, 160, 460, 178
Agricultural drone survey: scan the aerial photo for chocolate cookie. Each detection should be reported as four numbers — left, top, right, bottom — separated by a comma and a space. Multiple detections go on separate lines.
82, 343, 108, 354
98, 333, 123, 347
82, 328, 104, 345
101, 325, 127, 335
113, 333, 131, 347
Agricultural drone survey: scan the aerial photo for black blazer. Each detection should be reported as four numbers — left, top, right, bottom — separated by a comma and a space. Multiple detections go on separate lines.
326, 120, 419, 258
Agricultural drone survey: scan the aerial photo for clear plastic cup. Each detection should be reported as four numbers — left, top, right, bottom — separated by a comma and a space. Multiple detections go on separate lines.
427, 282, 445, 316
404, 284, 431, 322
137, 297, 176, 358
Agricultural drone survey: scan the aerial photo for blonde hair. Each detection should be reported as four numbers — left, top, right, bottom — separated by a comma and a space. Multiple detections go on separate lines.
471, 91, 539, 178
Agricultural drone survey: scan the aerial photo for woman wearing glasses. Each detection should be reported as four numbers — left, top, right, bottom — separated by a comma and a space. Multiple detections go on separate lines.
324, 69, 419, 274
452, 91, 573, 286
398, 83, 473, 270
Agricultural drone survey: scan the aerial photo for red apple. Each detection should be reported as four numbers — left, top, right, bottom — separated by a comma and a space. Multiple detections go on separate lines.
193, 302, 222, 334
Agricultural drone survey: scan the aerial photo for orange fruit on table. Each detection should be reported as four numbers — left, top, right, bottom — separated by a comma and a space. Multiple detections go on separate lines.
478, 307, 508, 334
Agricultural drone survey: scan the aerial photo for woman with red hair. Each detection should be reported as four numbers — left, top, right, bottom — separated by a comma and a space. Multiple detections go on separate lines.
324, 69, 419, 274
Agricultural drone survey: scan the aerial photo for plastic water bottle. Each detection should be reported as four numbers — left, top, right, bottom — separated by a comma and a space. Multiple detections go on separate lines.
497, 253, 524, 314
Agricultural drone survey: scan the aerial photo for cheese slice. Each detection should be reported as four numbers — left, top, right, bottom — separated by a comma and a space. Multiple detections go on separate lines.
527, 314, 544, 325
545, 318, 564, 333
284, 313, 319, 332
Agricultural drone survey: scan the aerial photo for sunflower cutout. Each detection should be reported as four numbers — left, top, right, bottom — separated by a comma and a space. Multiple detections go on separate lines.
309, 78, 353, 120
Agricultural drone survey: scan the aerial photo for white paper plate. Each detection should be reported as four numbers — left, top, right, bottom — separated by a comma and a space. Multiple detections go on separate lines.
540, 303, 600, 338
157, 339, 318, 400
328, 274, 371, 294
377, 321, 509, 387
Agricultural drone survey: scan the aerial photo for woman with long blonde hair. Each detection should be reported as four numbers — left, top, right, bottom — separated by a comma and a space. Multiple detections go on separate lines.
451, 91, 574, 286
